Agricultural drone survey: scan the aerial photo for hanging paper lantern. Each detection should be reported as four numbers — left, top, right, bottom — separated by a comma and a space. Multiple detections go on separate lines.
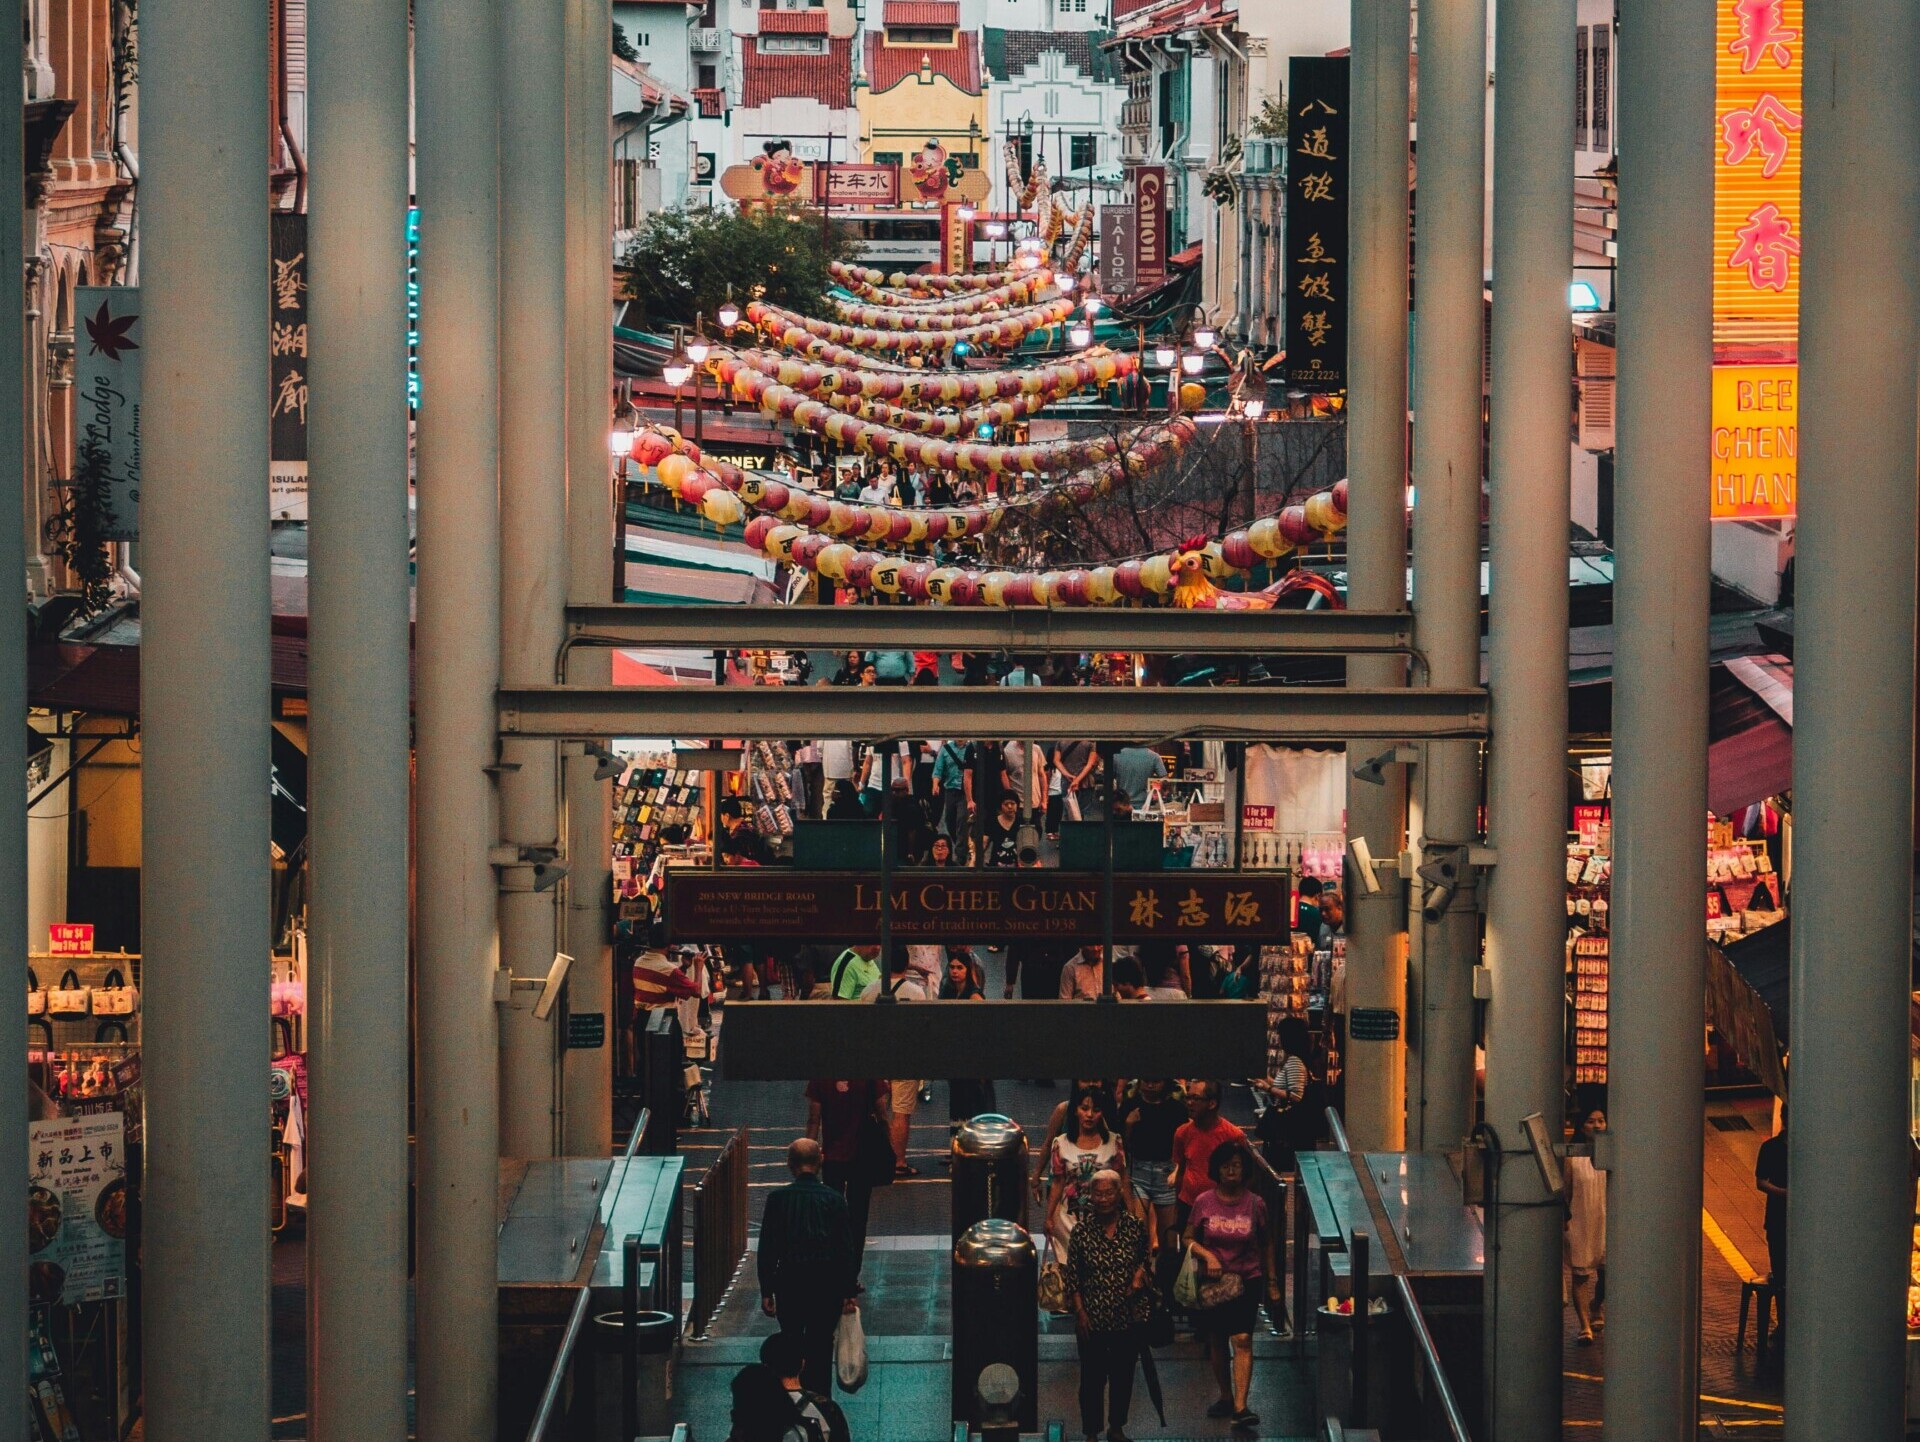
1305, 492, 1341, 534
1139, 555, 1173, 594
654, 453, 694, 491
1087, 567, 1120, 605
898, 562, 932, 601
790, 534, 827, 568
844, 551, 877, 591
859, 509, 892, 544
947, 571, 981, 606
1221, 531, 1257, 571
701, 488, 746, 527
1201, 543, 1232, 580
804, 495, 834, 529
744, 515, 778, 553
1279, 506, 1314, 545
816, 543, 855, 581
923, 513, 950, 543
1114, 559, 1145, 600
1332, 478, 1350, 514
870, 557, 904, 595
1057, 570, 1092, 606
634, 431, 674, 466
677, 474, 714, 507
1179, 382, 1206, 409
926, 566, 962, 604
766, 523, 805, 561
960, 506, 989, 536
1248, 516, 1288, 559
757, 480, 790, 514
1003, 574, 1037, 607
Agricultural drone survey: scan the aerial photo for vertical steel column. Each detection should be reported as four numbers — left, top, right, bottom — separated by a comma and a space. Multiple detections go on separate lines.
1482, 0, 1574, 1434
562, 0, 616, 1158
305, 0, 411, 1433
1406, 0, 1485, 1152
1341, 0, 1412, 1151
1604, 3, 1715, 1436
499, 0, 572, 1159
1784, 6, 1920, 1435
0, 0, 28, 1420
140, 0, 272, 1431
414, 0, 504, 1426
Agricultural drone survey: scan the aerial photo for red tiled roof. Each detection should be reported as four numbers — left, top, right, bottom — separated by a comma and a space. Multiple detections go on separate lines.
740, 36, 855, 108
883, 1, 959, 24
864, 31, 982, 93
758, 9, 829, 32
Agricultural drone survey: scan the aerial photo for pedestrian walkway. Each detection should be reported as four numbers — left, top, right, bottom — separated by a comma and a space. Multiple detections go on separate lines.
1558, 1093, 1785, 1440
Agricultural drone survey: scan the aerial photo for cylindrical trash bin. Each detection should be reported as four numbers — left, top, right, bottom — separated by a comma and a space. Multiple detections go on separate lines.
952, 1219, 1039, 1432
951, 1114, 1028, 1240
1314, 1302, 1394, 1433
591, 1307, 677, 1440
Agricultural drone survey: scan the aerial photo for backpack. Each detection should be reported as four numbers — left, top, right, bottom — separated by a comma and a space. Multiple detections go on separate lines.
796, 1390, 848, 1442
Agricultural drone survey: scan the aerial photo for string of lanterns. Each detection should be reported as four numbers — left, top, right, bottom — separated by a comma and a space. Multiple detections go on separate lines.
829, 272, 1050, 319
827, 260, 1018, 295
729, 347, 1135, 405
746, 297, 1077, 354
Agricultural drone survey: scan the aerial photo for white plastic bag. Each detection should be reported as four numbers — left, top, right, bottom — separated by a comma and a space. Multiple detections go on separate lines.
834, 1306, 869, 1392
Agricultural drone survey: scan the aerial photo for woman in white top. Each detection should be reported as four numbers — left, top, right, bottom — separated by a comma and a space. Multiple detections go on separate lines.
1565, 1107, 1608, 1343
1045, 1084, 1129, 1259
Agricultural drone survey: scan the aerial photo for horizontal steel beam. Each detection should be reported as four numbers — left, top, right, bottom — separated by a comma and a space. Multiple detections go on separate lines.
566, 603, 1416, 656
717, 999, 1268, 1080
498, 683, 1488, 741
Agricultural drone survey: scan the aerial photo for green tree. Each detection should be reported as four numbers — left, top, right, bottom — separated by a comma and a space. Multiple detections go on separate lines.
619, 203, 856, 331
612, 21, 638, 61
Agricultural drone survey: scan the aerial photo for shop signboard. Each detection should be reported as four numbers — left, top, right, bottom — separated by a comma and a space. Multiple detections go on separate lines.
665, 869, 1291, 944
1099, 204, 1136, 295
1710, 363, 1796, 519
695, 151, 717, 185
1283, 55, 1351, 392
72, 286, 141, 541
1711, 0, 1800, 519
269, 211, 309, 521
1572, 803, 1610, 850
48, 924, 93, 956
28, 1112, 127, 1307
1132, 168, 1167, 287
814, 163, 900, 206
1240, 804, 1275, 833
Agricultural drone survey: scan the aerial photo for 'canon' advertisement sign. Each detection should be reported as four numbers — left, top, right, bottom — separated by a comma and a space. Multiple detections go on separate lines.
1133, 165, 1167, 287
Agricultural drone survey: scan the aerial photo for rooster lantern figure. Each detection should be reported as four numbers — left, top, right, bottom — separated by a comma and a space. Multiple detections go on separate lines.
1167, 535, 1345, 611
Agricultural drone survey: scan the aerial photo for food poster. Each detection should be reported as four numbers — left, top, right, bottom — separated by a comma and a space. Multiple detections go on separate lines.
28, 1112, 127, 1307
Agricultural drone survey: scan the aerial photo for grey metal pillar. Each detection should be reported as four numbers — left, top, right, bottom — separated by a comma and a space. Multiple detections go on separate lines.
414, 0, 504, 1427
0, 0, 28, 1422
562, 0, 616, 1158
499, 0, 572, 1159
1604, 3, 1715, 1437
1784, 7, 1920, 1436
1406, 0, 1484, 1152
1341, 0, 1412, 1151
1482, 0, 1573, 1434
140, 0, 273, 1431
305, 0, 412, 1434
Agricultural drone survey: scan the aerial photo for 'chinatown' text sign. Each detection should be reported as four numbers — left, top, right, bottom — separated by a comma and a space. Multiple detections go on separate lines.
1284, 56, 1350, 391
665, 869, 1292, 944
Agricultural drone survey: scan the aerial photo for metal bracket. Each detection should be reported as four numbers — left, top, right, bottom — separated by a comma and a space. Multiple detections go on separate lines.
1472, 965, 1492, 1000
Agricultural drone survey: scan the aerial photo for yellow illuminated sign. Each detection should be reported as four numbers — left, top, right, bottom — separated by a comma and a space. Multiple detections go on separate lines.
1711, 365, 1796, 520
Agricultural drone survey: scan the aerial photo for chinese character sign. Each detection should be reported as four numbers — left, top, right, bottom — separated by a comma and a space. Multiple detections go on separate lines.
73, 287, 141, 542
1284, 56, 1350, 391
1711, 364, 1797, 517
28, 1112, 127, 1307
269, 211, 309, 520
1714, 0, 1801, 347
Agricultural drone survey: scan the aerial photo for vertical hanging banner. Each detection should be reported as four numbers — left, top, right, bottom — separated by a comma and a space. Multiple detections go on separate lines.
1100, 204, 1137, 295
269, 211, 309, 521
1711, 0, 1801, 519
1132, 166, 1167, 288
73, 287, 141, 541
1284, 55, 1350, 391
940, 201, 969, 274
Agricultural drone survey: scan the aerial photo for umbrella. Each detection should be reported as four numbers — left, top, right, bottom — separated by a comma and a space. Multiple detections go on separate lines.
1136, 1344, 1167, 1426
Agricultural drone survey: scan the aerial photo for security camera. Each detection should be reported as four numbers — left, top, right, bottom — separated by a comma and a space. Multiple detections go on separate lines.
1420, 881, 1458, 924
1418, 847, 1465, 922
1352, 745, 1418, 785
1349, 836, 1383, 896
531, 860, 570, 893
532, 951, 574, 1022
587, 741, 623, 783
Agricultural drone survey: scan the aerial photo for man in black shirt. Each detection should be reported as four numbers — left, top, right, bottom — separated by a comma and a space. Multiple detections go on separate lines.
718, 797, 774, 866
759, 1137, 859, 1394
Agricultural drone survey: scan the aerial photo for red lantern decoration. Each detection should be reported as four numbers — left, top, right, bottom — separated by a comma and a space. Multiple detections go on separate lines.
1331, 478, 1350, 515
1279, 506, 1314, 545
1221, 531, 1257, 571
744, 516, 777, 553
844, 551, 878, 590
1114, 560, 1145, 599
946, 572, 981, 606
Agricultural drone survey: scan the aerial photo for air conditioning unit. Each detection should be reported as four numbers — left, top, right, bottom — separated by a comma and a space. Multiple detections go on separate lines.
1576, 377, 1615, 453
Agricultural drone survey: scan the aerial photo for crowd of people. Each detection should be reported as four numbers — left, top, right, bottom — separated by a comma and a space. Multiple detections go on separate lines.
742, 1069, 1304, 1442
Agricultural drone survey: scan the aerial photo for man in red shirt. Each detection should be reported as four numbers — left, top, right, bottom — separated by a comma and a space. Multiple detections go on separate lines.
806, 1078, 891, 1283
1169, 1079, 1246, 1229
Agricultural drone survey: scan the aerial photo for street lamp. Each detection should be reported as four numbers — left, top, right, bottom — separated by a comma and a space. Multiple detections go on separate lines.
1069, 321, 1091, 348
1180, 352, 1205, 375
1193, 324, 1217, 351
609, 392, 639, 602
663, 325, 693, 434
716, 286, 740, 331
685, 316, 712, 440
1242, 397, 1265, 420
1153, 343, 1177, 369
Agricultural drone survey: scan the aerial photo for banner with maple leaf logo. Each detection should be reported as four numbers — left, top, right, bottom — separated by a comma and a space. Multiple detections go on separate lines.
74, 287, 141, 541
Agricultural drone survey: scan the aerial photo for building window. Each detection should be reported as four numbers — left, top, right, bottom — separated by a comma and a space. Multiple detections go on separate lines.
698, 62, 718, 89
1070, 134, 1096, 170
957, 151, 979, 170
1013, 134, 1033, 182
1591, 25, 1611, 153
874, 151, 903, 166
700, 0, 717, 26
889, 24, 954, 42
1575, 25, 1588, 151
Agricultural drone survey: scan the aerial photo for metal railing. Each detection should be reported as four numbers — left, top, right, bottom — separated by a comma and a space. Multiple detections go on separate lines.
1393, 1271, 1473, 1442
525, 1109, 651, 1442
687, 1125, 751, 1339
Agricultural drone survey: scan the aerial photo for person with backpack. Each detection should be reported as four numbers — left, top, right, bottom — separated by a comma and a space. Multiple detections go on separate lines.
760, 1332, 850, 1442
728, 1363, 819, 1442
